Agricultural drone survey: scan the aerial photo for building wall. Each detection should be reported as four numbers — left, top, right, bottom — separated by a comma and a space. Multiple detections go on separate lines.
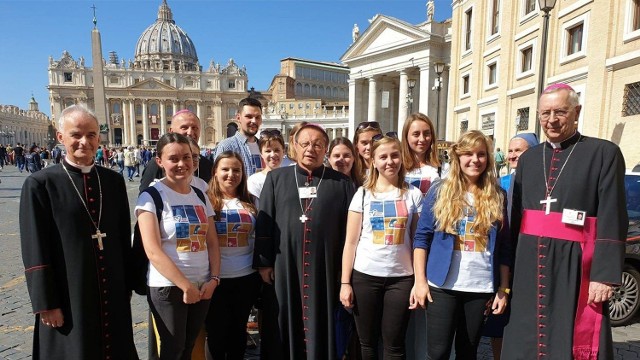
0, 104, 52, 146
447, 0, 640, 167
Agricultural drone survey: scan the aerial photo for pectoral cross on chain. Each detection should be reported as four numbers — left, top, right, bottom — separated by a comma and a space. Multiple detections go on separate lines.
540, 195, 557, 215
92, 229, 107, 250
299, 214, 309, 223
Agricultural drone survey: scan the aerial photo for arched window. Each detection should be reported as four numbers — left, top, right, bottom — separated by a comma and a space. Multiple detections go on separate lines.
311, 85, 317, 97
319, 86, 325, 97
304, 84, 310, 96
296, 83, 302, 95
150, 103, 158, 115
113, 102, 121, 114
187, 104, 195, 113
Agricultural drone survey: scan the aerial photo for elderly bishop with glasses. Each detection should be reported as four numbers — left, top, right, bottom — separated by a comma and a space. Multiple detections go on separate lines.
254, 123, 355, 360
502, 84, 627, 360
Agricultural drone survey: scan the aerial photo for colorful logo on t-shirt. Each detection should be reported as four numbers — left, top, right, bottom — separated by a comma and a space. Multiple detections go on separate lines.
215, 209, 253, 247
172, 205, 208, 253
454, 207, 486, 252
405, 177, 432, 194
369, 200, 408, 245
250, 154, 263, 174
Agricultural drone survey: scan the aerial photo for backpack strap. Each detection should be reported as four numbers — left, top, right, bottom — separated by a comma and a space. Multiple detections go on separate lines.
191, 186, 207, 205
142, 186, 163, 222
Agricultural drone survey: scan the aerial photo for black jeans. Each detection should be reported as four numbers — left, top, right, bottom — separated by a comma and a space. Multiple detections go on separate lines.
352, 270, 413, 360
426, 286, 493, 360
148, 285, 211, 360
205, 272, 261, 360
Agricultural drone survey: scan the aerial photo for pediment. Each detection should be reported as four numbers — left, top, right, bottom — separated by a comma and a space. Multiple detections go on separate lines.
342, 15, 430, 62
128, 78, 175, 91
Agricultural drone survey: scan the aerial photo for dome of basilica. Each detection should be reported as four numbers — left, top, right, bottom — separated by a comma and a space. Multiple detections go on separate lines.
133, 0, 199, 71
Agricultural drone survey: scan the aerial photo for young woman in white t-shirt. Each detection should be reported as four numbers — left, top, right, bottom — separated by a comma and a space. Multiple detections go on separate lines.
247, 130, 284, 208
401, 113, 440, 196
412, 130, 511, 359
340, 135, 423, 359
205, 150, 261, 359
135, 133, 220, 359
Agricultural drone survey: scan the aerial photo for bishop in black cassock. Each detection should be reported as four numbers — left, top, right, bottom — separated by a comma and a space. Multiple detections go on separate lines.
20, 105, 138, 360
502, 85, 627, 360
254, 124, 354, 360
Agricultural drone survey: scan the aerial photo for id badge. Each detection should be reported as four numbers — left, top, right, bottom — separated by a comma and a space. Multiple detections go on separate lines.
561, 208, 586, 226
298, 186, 317, 199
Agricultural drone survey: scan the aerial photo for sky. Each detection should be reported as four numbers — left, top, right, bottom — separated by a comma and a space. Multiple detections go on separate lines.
0, 0, 452, 116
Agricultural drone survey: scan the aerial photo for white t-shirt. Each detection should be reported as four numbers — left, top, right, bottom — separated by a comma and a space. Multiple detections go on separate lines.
149, 176, 208, 194
247, 141, 263, 175
214, 198, 257, 278
135, 181, 216, 287
349, 185, 423, 277
430, 193, 494, 293
405, 165, 440, 195
247, 171, 267, 208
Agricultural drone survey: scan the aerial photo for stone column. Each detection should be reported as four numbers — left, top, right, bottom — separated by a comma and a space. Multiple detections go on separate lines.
129, 99, 137, 145
348, 79, 357, 137
367, 77, 378, 122
142, 100, 149, 145
196, 101, 204, 146
122, 100, 130, 145
418, 66, 433, 129
397, 70, 409, 133
160, 101, 167, 136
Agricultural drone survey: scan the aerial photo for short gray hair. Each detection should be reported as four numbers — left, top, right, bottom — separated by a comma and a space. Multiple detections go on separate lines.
540, 87, 580, 108
58, 104, 99, 132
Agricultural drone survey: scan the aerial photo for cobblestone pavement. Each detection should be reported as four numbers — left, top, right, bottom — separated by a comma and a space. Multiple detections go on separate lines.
1, 164, 640, 359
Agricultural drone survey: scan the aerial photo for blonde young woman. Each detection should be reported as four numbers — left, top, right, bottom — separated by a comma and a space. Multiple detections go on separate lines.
340, 135, 423, 359
412, 130, 512, 360
401, 113, 440, 195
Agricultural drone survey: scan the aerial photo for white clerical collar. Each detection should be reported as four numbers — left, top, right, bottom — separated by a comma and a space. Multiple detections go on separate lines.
65, 156, 95, 173
547, 131, 578, 149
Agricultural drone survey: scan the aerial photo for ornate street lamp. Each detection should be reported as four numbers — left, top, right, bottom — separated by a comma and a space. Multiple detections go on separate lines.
407, 79, 417, 114
434, 62, 447, 139
535, 0, 557, 137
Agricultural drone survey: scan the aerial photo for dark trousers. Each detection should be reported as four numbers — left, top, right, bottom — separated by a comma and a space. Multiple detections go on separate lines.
148, 286, 211, 360
16, 156, 24, 171
205, 272, 261, 360
426, 286, 493, 360
352, 270, 413, 360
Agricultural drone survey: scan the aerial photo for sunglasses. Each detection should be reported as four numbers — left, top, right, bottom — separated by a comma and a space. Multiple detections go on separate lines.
372, 132, 399, 143
356, 121, 381, 131
260, 129, 282, 138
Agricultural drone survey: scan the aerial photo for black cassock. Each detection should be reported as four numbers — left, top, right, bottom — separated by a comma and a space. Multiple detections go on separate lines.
254, 165, 354, 360
502, 133, 627, 360
20, 161, 138, 360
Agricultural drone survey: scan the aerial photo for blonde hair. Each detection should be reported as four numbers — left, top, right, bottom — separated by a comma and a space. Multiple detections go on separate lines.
363, 136, 408, 195
401, 113, 440, 171
433, 130, 503, 248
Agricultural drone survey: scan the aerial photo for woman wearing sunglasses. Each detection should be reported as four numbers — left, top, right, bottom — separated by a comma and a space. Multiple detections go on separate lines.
340, 134, 423, 359
412, 130, 511, 360
248, 130, 284, 208
352, 121, 382, 184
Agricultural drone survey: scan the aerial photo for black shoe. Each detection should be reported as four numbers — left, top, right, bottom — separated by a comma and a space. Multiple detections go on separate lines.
128, 178, 133, 182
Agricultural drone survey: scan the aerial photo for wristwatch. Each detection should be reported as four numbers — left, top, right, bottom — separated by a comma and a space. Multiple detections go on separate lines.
498, 287, 511, 295
210, 275, 221, 284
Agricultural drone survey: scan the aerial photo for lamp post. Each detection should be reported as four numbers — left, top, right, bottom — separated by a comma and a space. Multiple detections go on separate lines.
434, 62, 447, 139
407, 79, 417, 114
535, 0, 557, 138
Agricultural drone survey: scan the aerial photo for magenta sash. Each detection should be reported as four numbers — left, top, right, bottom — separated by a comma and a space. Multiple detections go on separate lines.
521, 209, 601, 360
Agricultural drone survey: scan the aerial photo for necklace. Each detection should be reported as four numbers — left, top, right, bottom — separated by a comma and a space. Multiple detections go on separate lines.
61, 164, 106, 250
294, 165, 325, 223
540, 135, 580, 215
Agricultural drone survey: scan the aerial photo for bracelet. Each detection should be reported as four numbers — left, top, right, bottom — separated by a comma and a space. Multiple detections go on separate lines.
341, 282, 351, 285
209, 275, 220, 283
498, 286, 511, 295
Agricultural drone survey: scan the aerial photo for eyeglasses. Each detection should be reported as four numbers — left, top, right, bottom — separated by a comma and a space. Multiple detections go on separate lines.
538, 109, 571, 121
296, 141, 326, 151
372, 132, 399, 143
356, 121, 381, 131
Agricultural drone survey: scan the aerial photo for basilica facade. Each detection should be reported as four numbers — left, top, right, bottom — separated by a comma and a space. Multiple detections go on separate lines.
47, 0, 249, 147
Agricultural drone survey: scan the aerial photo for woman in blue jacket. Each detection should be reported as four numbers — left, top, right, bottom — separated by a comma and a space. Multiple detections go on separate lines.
411, 130, 512, 360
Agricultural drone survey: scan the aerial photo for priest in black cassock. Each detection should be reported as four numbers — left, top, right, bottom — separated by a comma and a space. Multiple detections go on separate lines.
502, 84, 627, 360
254, 123, 355, 359
20, 105, 138, 359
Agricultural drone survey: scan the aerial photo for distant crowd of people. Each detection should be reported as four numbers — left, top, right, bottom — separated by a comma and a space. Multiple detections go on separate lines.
19, 84, 628, 360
